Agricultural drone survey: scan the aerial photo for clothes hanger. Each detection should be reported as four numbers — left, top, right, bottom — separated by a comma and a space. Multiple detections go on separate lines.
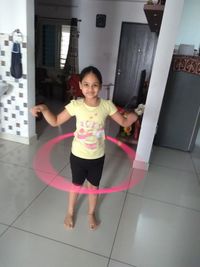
12, 29, 23, 43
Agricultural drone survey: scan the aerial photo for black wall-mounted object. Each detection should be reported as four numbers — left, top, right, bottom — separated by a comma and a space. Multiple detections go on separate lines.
96, 14, 106, 28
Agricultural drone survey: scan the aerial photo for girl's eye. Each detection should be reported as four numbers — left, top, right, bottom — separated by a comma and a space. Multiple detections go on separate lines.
82, 83, 99, 88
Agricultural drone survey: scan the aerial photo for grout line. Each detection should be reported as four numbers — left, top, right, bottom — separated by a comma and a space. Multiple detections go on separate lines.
0, 182, 55, 239
150, 162, 197, 175
0, 143, 24, 161
6, 185, 50, 230
0, 224, 10, 238
190, 153, 200, 184
127, 191, 200, 214
0, 155, 67, 178
0, 223, 9, 226
107, 180, 132, 267
0, 101, 199, 266
109, 258, 137, 267
7, 225, 109, 261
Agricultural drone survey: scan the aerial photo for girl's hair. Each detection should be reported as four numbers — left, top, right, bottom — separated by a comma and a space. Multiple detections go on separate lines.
79, 66, 102, 85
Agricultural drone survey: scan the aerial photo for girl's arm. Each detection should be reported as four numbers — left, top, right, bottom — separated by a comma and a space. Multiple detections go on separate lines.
111, 111, 138, 127
30, 104, 71, 127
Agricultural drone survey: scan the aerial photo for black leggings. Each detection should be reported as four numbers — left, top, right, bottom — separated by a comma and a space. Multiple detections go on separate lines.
70, 153, 105, 187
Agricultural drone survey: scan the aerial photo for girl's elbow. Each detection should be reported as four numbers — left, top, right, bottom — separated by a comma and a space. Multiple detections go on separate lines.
122, 117, 137, 127
122, 122, 131, 128
49, 121, 59, 127
121, 120, 129, 128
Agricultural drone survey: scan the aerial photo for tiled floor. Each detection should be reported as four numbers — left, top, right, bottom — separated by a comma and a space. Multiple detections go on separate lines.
0, 101, 200, 267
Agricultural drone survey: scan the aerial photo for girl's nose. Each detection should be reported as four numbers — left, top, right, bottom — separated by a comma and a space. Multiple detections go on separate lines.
89, 85, 94, 90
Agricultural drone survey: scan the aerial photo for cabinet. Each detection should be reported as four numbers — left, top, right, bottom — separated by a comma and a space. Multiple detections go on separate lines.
154, 65, 200, 152
144, 4, 164, 33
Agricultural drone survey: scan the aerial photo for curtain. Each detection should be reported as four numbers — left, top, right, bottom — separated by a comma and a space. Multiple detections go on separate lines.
63, 18, 79, 76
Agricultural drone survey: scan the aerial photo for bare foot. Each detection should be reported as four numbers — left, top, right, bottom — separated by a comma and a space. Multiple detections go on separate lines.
88, 213, 100, 230
64, 214, 74, 229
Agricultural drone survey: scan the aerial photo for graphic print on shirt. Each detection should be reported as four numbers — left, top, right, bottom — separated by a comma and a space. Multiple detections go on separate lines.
76, 112, 105, 150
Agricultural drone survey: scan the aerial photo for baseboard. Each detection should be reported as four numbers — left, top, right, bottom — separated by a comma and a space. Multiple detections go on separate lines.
132, 159, 149, 170
0, 132, 37, 145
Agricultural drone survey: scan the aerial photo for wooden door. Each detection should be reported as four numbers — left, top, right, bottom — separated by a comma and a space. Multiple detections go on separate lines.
113, 22, 157, 109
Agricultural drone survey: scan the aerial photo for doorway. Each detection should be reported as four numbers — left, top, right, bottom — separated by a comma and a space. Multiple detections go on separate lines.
113, 22, 157, 109
35, 16, 71, 105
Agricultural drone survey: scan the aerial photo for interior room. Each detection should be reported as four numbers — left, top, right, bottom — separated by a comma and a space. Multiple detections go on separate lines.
0, 0, 200, 267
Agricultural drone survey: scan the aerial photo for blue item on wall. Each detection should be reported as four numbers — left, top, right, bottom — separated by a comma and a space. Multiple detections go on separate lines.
10, 42, 23, 79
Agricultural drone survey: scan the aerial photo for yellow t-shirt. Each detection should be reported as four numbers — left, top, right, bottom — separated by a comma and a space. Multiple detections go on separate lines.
65, 98, 117, 159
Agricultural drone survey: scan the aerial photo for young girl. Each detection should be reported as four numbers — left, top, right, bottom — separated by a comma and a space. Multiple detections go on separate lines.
31, 66, 138, 230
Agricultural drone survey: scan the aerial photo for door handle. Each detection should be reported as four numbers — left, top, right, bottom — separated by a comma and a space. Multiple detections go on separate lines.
117, 69, 121, 75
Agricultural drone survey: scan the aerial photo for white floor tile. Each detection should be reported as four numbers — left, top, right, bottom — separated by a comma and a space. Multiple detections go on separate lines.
101, 154, 132, 188
13, 186, 126, 257
0, 139, 22, 159
105, 141, 126, 159
111, 194, 200, 267
109, 259, 136, 267
105, 138, 135, 160
0, 228, 108, 267
37, 119, 76, 142
0, 99, 200, 266
192, 157, 200, 174
129, 164, 200, 211
0, 224, 8, 235
0, 162, 48, 224
0, 139, 69, 173
191, 143, 200, 174
150, 146, 195, 172
105, 117, 120, 138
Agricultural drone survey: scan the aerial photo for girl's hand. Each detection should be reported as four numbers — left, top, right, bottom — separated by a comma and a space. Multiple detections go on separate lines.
30, 105, 71, 127
134, 104, 145, 116
124, 112, 138, 125
30, 104, 47, 117
111, 110, 138, 127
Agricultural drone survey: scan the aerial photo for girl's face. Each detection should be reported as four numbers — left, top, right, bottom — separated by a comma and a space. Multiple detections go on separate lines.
79, 72, 101, 100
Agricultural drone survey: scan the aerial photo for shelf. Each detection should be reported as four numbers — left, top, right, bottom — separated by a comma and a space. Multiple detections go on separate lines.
144, 4, 165, 33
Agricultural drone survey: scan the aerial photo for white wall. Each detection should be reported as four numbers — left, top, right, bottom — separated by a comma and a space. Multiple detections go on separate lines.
34, 0, 147, 99
0, 0, 27, 33
78, 0, 185, 168
176, 0, 200, 49
135, 0, 185, 167
0, 0, 187, 163
35, 0, 80, 19
27, 0, 36, 139
78, 0, 147, 98
0, 0, 36, 144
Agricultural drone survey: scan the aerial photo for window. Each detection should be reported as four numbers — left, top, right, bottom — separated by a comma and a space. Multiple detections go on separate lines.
36, 18, 71, 70
42, 24, 56, 67
60, 25, 71, 69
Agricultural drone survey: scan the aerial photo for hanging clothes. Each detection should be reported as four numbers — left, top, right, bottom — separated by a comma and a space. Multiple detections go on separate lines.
10, 42, 23, 79
63, 18, 79, 77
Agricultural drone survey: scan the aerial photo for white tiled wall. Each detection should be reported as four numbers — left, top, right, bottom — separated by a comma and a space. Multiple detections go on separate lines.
0, 32, 29, 138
